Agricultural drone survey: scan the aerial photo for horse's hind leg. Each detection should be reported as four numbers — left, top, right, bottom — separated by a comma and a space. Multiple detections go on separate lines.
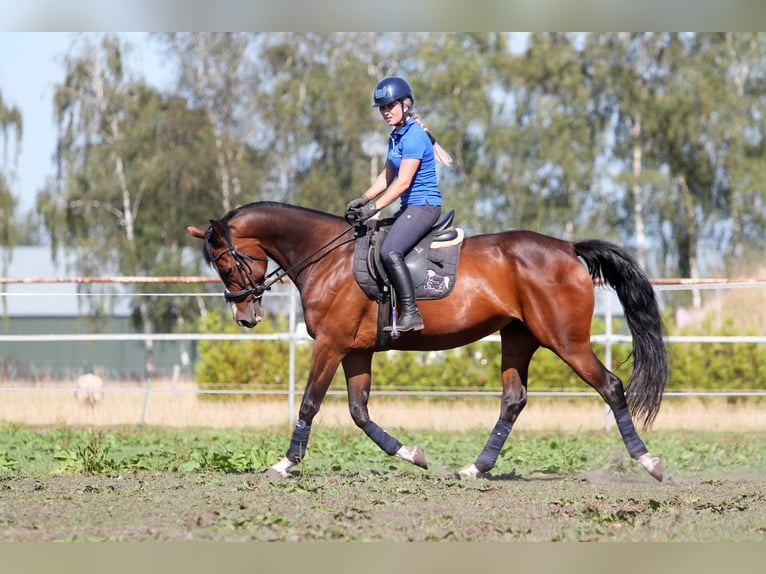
342, 350, 427, 470
459, 322, 538, 478
557, 345, 663, 481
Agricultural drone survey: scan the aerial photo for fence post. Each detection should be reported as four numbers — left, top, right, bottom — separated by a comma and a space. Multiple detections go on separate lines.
140, 375, 151, 426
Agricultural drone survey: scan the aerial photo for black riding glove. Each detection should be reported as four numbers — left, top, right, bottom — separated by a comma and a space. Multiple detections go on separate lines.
345, 198, 378, 225
346, 195, 368, 211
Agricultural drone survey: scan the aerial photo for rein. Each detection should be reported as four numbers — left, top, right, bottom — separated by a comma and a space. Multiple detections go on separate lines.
214, 222, 357, 303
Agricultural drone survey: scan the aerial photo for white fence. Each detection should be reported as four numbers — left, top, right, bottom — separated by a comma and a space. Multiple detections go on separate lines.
2, 277, 766, 428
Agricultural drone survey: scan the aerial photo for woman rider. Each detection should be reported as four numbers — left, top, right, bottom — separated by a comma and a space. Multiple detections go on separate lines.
345, 76, 451, 333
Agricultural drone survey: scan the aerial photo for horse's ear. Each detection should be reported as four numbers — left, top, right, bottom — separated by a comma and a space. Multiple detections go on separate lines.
210, 219, 226, 236
200, 219, 231, 248
209, 219, 230, 243
185, 225, 206, 239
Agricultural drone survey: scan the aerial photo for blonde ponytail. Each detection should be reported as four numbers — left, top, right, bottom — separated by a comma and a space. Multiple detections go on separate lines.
408, 111, 453, 166
432, 142, 453, 167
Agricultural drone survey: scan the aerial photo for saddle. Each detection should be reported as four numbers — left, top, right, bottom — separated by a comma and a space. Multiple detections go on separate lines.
353, 209, 464, 303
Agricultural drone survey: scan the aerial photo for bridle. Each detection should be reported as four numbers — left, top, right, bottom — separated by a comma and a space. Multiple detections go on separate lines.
209, 221, 357, 304
211, 244, 279, 304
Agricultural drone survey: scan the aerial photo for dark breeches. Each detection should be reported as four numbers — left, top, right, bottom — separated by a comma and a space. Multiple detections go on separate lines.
380, 204, 441, 257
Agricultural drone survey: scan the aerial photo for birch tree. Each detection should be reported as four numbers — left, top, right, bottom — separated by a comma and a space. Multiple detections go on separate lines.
158, 33, 264, 213
0, 92, 22, 316
37, 34, 220, 375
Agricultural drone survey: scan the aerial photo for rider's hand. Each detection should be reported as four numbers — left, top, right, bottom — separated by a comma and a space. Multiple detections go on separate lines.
345, 202, 378, 225
346, 195, 368, 211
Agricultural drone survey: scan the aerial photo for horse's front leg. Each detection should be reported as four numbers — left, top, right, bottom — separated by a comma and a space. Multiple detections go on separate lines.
264, 342, 343, 478
342, 350, 427, 470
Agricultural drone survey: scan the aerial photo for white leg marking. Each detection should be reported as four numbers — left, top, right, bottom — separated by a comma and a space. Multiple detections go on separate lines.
395, 445, 417, 463
395, 445, 427, 469
637, 452, 663, 481
268, 457, 296, 478
458, 463, 483, 479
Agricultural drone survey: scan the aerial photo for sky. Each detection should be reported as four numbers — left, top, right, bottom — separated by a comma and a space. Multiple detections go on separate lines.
0, 33, 168, 316
0, 33, 71, 213
0, 32, 168, 214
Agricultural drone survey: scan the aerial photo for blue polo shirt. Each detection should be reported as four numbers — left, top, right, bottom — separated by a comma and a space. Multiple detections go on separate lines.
387, 118, 442, 206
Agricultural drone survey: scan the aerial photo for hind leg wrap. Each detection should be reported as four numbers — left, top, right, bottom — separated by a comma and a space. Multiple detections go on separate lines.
363, 420, 402, 456
614, 407, 648, 459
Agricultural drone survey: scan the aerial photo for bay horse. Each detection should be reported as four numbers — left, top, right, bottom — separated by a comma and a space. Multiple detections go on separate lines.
186, 201, 668, 481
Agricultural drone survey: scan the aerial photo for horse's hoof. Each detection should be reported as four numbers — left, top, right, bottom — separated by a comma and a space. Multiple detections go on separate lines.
457, 464, 485, 479
411, 446, 428, 469
263, 467, 288, 479
395, 445, 428, 469
637, 453, 663, 482
263, 457, 295, 478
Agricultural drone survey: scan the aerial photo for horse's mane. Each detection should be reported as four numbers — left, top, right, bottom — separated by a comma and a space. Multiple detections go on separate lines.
222, 201, 343, 225
203, 201, 345, 266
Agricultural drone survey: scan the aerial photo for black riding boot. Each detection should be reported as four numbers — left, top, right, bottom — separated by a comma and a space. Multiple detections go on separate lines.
383, 251, 424, 333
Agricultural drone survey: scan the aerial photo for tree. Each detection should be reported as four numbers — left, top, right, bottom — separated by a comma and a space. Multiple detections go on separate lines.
405, 33, 508, 234
253, 33, 387, 213
496, 33, 606, 239
158, 32, 267, 214
37, 34, 222, 375
623, 34, 757, 304
583, 32, 766, 287
0, 91, 23, 316
582, 33, 665, 270
718, 33, 766, 272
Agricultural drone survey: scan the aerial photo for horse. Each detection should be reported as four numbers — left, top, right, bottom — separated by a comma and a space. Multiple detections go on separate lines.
186, 201, 668, 481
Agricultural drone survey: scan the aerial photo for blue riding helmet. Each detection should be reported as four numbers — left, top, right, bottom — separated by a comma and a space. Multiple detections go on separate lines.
372, 76, 414, 108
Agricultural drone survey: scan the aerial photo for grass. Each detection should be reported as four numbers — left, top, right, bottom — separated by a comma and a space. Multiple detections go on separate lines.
1, 422, 765, 479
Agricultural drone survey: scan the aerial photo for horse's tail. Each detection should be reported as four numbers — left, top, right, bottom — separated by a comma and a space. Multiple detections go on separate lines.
574, 239, 668, 427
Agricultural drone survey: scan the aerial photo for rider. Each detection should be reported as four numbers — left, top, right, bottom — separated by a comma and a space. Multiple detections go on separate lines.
345, 76, 451, 332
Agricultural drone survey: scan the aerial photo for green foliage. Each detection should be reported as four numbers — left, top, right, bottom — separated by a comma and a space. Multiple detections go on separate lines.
5, 32, 766, 293
371, 346, 491, 390
667, 316, 766, 391
2, 424, 766, 478
371, 342, 618, 391
36, 34, 229, 340
0, 452, 18, 471
0, 91, 22, 259
194, 306, 766, 394
12, 33, 766, 387
193, 311, 629, 394
53, 431, 119, 474
194, 312, 315, 399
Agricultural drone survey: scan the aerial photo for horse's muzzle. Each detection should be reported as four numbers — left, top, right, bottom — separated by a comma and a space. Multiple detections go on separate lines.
231, 299, 264, 329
